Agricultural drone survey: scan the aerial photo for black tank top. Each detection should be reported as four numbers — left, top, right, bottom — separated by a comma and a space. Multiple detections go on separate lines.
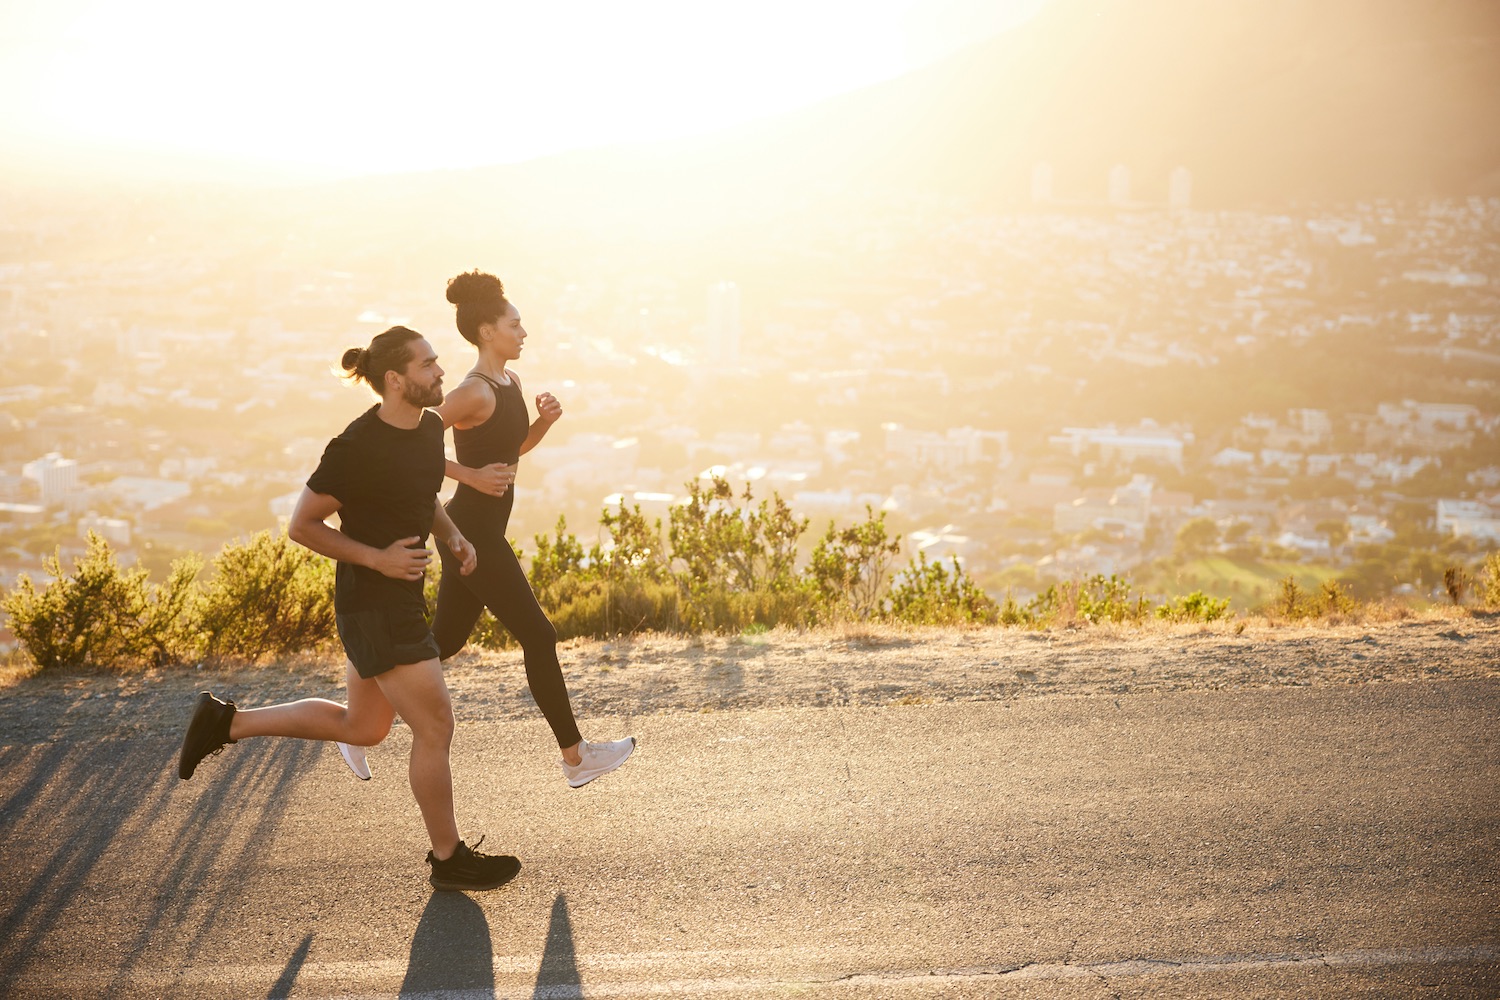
451, 372, 528, 516
454, 372, 528, 467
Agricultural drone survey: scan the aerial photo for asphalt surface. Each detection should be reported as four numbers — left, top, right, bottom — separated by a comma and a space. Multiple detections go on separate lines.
1, 679, 1497, 998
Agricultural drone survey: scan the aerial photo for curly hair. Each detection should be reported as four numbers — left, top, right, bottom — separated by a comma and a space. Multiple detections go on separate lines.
445, 270, 510, 346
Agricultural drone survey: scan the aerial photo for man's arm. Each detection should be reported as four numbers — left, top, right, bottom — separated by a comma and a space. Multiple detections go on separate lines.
287, 487, 431, 581
432, 499, 477, 575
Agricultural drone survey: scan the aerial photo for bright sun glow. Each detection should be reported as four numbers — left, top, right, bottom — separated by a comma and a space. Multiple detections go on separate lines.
1, 0, 1044, 177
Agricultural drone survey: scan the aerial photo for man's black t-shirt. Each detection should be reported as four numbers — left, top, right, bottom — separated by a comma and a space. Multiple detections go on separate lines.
306, 405, 446, 613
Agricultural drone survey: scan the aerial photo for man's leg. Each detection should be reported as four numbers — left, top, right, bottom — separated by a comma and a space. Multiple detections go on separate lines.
180, 663, 395, 780
371, 657, 460, 858
228, 662, 396, 747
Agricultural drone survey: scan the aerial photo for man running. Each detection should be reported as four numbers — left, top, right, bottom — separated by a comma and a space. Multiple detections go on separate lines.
178, 325, 519, 893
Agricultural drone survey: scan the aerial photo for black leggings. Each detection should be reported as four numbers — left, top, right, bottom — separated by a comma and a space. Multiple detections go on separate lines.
432, 491, 582, 749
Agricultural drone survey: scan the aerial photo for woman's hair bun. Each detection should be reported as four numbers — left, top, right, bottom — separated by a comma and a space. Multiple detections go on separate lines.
446, 269, 505, 306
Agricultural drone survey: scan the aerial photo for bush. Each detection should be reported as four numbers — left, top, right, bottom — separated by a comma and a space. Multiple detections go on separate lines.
1481, 552, 1500, 610
550, 578, 682, 639
887, 553, 998, 625
807, 506, 902, 621
1268, 575, 1359, 620
669, 477, 810, 629
1, 533, 200, 671
1155, 590, 1232, 623
197, 531, 335, 664
1443, 566, 1471, 606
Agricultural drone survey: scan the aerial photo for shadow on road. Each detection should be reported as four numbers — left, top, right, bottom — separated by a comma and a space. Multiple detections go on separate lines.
400, 891, 494, 996
266, 931, 314, 999
0, 734, 318, 996
534, 893, 583, 999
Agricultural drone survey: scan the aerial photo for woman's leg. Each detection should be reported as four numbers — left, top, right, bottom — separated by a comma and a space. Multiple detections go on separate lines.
228, 662, 396, 746
432, 541, 487, 662
371, 657, 460, 857
480, 539, 583, 750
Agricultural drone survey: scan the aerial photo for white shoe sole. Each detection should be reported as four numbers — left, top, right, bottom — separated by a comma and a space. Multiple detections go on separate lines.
564, 737, 636, 788
337, 741, 372, 781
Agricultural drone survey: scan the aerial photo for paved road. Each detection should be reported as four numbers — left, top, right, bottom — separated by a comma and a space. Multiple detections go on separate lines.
1, 680, 1497, 998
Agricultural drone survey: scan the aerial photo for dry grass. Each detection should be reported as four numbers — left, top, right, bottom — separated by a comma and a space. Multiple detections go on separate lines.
1, 611, 1497, 745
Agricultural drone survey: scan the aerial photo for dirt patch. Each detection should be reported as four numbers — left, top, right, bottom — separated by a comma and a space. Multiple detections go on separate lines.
1, 614, 1497, 745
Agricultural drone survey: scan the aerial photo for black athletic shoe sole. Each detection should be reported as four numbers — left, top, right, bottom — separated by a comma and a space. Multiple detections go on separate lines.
429, 855, 522, 892
179, 691, 233, 780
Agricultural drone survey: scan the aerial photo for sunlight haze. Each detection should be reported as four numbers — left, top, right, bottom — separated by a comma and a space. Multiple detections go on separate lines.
2, 0, 1046, 177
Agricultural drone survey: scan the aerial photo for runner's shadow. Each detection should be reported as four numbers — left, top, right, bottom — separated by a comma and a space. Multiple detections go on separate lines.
0, 736, 318, 997
534, 893, 582, 999
400, 892, 494, 996
266, 931, 314, 999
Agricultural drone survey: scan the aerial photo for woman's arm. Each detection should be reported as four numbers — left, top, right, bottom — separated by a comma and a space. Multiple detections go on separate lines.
519, 384, 562, 456
287, 488, 432, 581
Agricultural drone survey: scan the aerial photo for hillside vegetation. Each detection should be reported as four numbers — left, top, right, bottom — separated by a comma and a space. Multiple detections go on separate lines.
4, 478, 1498, 676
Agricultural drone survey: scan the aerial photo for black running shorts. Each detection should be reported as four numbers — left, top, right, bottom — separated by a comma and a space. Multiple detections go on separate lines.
335, 605, 442, 679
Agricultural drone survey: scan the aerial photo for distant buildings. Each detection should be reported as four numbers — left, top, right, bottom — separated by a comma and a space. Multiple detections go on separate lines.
1168, 166, 1192, 214
883, 424, 1010, 473
22, 452, 77, 507
1436, 499, 1500, 542
705, 281, 741, 364
1050, 425, 1186, 471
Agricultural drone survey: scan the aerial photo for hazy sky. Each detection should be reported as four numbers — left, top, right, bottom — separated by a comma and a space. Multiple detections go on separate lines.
1, 0, 1047, 179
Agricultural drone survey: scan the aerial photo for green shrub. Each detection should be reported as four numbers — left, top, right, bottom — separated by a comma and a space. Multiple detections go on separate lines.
1274, 576, 1311, 619
886, 553, 998, 625
1, 533, 199, 671
668, 476, 812, 628
1075, 574, 1151, 624
598, 504, 670, 584
1155, 590, 1231, 623
1481, 552, 1500, 609
1267, 574, 1359, 620
1319, 579, 1357, 616
807, 506, 902, 620
548, 579, 679, 639
529, 516, 592, 595
197, 531, 335, 664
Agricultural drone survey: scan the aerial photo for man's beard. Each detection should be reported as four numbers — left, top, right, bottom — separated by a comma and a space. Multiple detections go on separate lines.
403, 380, 443, 408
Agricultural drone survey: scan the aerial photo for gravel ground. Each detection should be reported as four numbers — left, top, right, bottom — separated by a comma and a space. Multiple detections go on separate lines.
2, 612, 1496, 746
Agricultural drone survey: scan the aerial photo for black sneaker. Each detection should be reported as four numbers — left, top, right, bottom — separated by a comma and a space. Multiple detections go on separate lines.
178, 691, 237, 780
426, 836, 521, 892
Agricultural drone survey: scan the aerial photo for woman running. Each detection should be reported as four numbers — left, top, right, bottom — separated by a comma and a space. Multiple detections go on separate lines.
432, 269, 635, 788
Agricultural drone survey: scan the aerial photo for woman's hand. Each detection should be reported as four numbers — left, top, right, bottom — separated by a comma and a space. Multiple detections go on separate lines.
370, 537, 431, 581
535, 391, 562, 425
469, 462, 516, 498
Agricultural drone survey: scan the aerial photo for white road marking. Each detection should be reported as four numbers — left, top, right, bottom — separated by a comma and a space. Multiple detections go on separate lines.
17, 944, 1495, 998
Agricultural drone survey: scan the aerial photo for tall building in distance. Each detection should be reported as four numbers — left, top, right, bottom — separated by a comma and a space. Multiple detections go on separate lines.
706, 280, 741, 365
1108, 164, 1131, 206
22, 452, 78, 507
1031, 161, 1053, 204
1169, 166, 1193, 214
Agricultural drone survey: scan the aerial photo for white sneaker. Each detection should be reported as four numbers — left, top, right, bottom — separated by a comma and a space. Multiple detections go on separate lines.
562, 737, 636, 788
337, 741, 372, 781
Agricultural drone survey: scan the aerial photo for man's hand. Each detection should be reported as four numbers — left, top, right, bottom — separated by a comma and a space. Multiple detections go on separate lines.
469, 462, 515, 498
371, 536, 431, 580
446, 533, 478, 576
535, 391, 563, 425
